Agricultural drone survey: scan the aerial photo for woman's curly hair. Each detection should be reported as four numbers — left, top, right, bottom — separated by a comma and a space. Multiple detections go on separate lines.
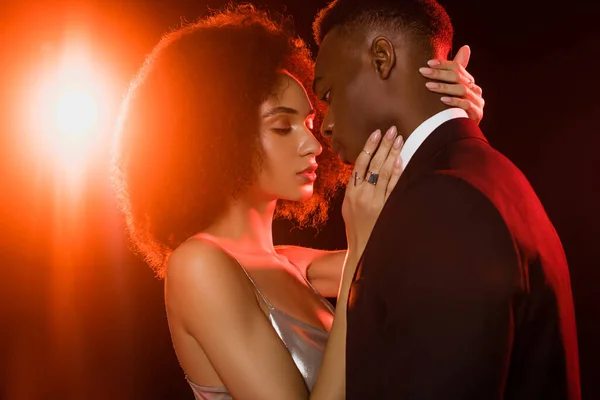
111, 4, 349, 278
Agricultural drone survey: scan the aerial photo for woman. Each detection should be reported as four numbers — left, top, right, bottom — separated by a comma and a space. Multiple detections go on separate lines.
112, 5, 485, 399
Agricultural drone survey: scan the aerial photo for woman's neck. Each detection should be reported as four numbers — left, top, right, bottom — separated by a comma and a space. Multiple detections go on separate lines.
205, 194, 278, 256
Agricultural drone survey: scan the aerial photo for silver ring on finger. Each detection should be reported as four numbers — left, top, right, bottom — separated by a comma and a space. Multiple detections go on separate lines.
367, 171, 379, 185
362, 149, 372, 156
353, 171, 363, 186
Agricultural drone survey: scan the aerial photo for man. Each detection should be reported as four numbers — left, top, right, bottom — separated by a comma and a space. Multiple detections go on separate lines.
312, 0, 581, 398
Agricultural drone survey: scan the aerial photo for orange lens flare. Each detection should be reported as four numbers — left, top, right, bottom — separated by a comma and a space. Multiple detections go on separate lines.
27, 44, 113, 184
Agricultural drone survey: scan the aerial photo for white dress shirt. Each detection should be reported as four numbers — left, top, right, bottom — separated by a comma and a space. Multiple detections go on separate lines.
399, 108, 469, 169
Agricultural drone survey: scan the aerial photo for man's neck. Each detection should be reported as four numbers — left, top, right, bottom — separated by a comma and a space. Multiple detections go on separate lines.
394, 97, 449, 142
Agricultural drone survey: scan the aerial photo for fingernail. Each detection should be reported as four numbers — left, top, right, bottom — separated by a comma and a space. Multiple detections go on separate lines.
419, 67, 433, 75
385, 126, 397, 139
427, 59, 441, 67
425, 82, 440, 90
370, 129, 381, 142
440, 97, 452, 103
393, 135, 404, 149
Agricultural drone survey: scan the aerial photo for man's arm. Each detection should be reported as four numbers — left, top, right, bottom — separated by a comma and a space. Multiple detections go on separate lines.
371, 173, 521, 399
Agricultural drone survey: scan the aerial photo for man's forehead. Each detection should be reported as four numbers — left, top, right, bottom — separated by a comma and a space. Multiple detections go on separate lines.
315, 31, 344, 76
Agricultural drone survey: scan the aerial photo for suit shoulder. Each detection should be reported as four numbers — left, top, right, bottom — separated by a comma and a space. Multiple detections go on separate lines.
383, 171, 512, 242
392, 171, 493, 210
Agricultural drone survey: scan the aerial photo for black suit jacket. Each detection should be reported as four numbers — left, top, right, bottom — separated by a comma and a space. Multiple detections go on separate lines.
345, 118, 580, 399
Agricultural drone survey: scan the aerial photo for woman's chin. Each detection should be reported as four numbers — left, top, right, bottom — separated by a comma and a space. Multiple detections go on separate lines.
285, 186, 314, 202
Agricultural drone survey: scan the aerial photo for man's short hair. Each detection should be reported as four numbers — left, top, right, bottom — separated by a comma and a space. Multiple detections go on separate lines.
313, 0, 453, 57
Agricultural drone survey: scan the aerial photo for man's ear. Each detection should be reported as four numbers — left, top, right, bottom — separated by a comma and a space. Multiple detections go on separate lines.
370, 36, 396, 79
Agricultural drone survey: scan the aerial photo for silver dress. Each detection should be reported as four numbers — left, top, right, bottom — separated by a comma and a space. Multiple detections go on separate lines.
187, 242, 334, 400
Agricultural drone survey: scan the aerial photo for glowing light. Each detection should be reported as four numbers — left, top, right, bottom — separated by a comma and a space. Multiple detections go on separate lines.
27, 43, 114, 184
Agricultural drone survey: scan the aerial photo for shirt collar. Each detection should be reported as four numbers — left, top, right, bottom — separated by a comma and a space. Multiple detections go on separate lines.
400, 108, 469, 169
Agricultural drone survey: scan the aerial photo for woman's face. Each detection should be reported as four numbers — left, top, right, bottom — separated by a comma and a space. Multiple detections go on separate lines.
254, 72, 322, 202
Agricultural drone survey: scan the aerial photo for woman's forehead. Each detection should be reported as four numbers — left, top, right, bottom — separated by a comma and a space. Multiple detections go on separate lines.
262, 72, 312, 113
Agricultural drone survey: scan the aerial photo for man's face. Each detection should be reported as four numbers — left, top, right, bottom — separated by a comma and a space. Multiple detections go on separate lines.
313, 29, 387, 164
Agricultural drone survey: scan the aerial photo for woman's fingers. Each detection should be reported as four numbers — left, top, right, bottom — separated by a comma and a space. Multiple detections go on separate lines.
375, 135, 404, 202
351, 129, 382, 186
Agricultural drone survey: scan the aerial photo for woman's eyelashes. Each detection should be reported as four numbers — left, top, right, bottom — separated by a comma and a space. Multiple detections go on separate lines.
271, 114, 314, 134
271, 127, 292, 134
268, 115, 292, 134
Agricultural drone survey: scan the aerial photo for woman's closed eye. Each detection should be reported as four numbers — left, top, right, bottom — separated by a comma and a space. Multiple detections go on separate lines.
271, 125, 292, 134
267, 114, 293, 134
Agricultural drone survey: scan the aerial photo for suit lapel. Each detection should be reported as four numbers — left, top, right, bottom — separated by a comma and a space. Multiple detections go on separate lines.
350, 118, 487, 284
393, 117, 488, 194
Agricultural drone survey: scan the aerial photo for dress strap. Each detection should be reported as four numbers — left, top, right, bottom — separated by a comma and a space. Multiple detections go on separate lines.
191, 233, 274, 309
